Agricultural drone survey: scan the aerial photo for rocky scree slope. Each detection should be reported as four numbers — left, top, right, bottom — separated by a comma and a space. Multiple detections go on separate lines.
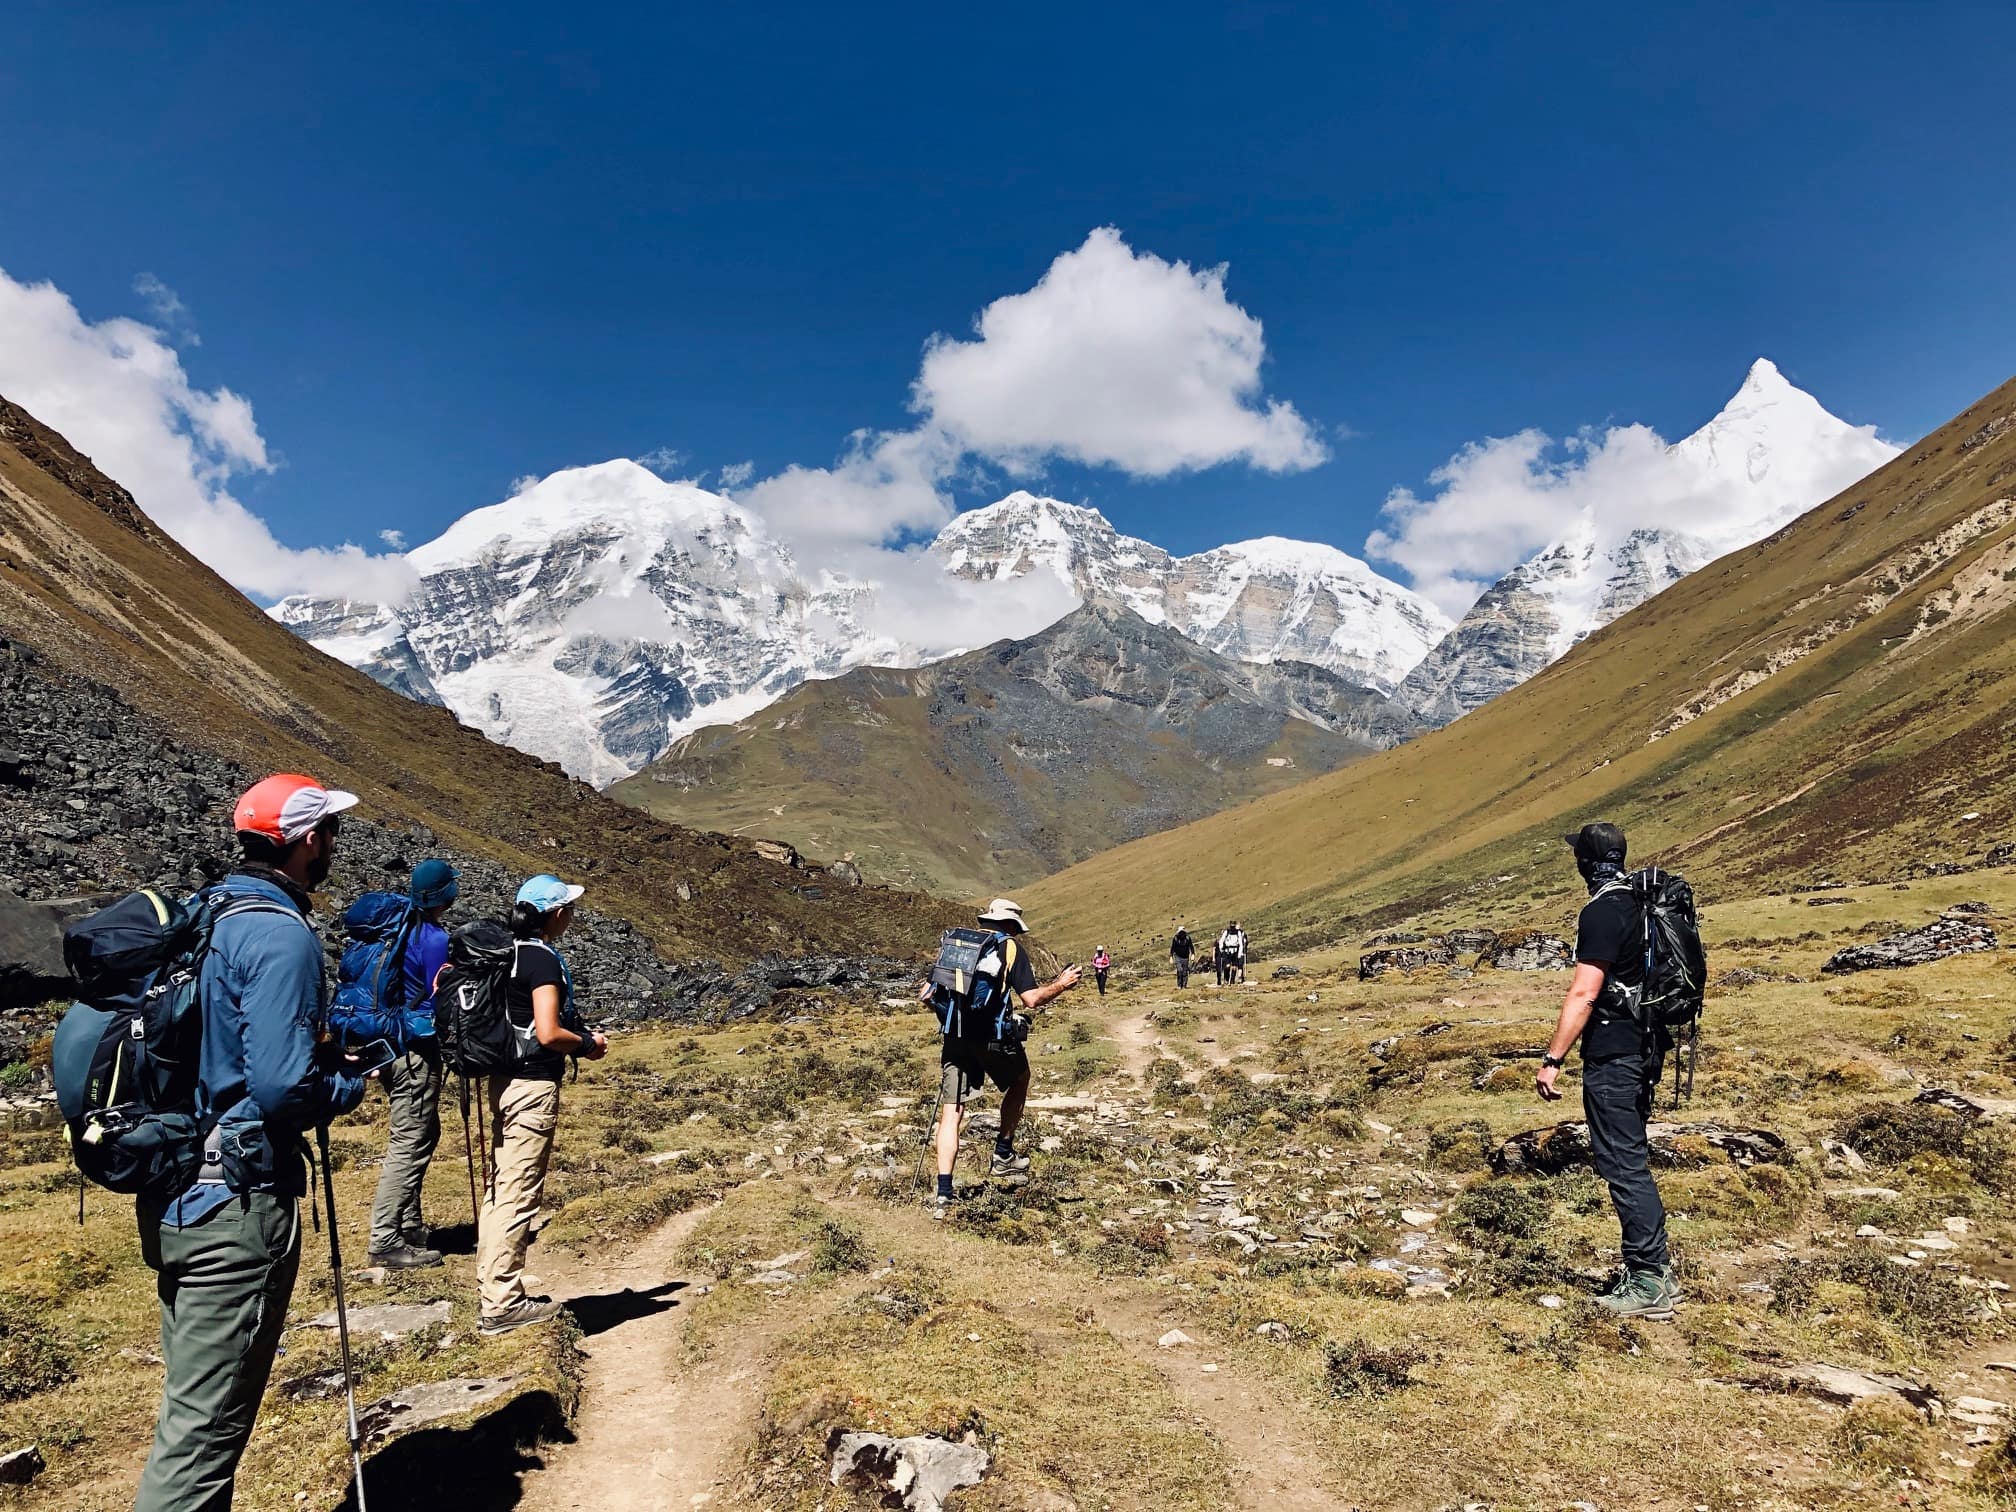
0, 395, 953, 971
1028, 371, 2016, 951
1398, 359, 1900, 724
612, 600, 1425, 899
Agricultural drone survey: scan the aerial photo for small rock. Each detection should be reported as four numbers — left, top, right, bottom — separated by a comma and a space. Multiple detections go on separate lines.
829, 1430, 989, 1512
351, 1266, 390, 1287
1400, 1209, 1439, 1228
1158, 1329, 1194, 1348
355, 1377, 516, 1444
1539, 1295, 1565, 1310
1782, 1364, 1940, 1412
303, 1301, 452, 1339
0, 1446, 44, 1486
1255, 1321, 1291, 1339
1201, 1363, 1219, 1373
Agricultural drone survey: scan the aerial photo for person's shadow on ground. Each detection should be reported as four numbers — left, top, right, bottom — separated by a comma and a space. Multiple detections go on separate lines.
566, 1279, 689, 1339
426, 1221, 477, 1256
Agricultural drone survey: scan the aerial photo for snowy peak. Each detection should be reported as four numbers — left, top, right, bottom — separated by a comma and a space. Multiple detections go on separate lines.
1398, 359, 1900, 725
932, 496, 1449, 692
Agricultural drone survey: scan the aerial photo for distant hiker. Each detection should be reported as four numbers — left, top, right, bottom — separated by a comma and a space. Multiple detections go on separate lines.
358, 859, 458, 1269
477, 874, 607, 1335
1217, 922, 1246, 985
1230, 921, 1248, 983
133, 774, 369, 1512
1170, 926, 1194, 988
1536, 822, 1677, 1321
1092, 946, 1111, 997
928, 898, 1081, 1219
1212, 931, 1227, 985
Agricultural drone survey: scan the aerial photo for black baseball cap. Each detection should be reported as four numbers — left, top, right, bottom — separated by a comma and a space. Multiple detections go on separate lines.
1563, 822, 1627, 864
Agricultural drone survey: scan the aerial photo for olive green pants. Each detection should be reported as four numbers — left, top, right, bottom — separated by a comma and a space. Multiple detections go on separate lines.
368, 1049, 442, 1253
135, 1192, 301, 1512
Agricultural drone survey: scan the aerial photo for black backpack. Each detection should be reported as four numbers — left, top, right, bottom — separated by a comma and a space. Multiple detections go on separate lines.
926, 928, 1021, 1044
433, 919, 520, 1075
50, 888, 296, 1203
1599, 867, 1709, 1098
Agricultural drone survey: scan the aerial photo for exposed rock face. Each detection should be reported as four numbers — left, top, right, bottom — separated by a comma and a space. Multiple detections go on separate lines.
1822, 916, 1998, 973
934, 493, 1451, 693
265, 598, 446, 707
1359, 944, 1455, 979
1397, 361, 1900, 725
1492, 1120, 1788, 1176
1484, 933, 1573, 971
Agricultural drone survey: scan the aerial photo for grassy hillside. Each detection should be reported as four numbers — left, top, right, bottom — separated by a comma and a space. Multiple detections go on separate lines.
1027, 375, 2016, 960
613, 602, 1415, 900
0, 396, 949, 961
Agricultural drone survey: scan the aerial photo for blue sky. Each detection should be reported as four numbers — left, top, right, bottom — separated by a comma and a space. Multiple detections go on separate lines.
1, 1, 2011, 603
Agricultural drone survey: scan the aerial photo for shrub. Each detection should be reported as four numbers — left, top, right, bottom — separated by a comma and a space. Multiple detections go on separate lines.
1771, 1249, 1979, 1341
810, 1216, 870, 1277
1447, 1181, 1550, 1244
1838, 1102, 2014, 1187
0, 1294, 75, 1401
1320, 1337, 1426, 1399
1427, 1119, 1495, 1172
1833, 1395, 1933, 1479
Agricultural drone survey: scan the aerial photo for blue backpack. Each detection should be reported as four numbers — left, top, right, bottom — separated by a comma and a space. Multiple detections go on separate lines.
327, 892, 428, 1049
927, 928, 1021, 1043
52, 888, 296, 1203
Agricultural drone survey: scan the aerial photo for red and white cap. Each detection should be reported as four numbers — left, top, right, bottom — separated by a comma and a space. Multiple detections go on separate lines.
233, 773, 360, 844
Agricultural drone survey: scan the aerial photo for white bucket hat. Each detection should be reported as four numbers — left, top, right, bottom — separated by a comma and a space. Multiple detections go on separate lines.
977, 897, 1028, 934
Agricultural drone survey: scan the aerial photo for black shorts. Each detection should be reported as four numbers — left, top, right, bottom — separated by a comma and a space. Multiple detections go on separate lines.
939, 1042, 1030, 1105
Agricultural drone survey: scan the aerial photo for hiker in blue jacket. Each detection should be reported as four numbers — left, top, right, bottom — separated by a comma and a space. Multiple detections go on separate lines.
135, 773, 368, 1512
366, 858, 458, 1269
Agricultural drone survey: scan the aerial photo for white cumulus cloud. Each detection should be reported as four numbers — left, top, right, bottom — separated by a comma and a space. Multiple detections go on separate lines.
911, 226, 1327, 478
716, 459, 755, 489
0, 267, 414, 603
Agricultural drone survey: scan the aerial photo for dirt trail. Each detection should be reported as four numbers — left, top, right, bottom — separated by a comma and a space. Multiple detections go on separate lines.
853, 1197, 1352, 1512
1111, 1009, 1168, 1080
1094, 1290, 1355, 1512
516, 1204, 759, 1512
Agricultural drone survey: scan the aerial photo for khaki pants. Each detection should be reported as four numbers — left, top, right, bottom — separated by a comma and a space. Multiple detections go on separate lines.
476, 1075, 560, 1315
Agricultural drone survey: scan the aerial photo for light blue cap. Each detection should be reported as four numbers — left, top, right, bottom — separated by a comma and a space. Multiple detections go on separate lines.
516, 873, 585, 912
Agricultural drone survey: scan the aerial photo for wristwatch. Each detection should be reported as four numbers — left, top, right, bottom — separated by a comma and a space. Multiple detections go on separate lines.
1540, 1053, 1566, 1070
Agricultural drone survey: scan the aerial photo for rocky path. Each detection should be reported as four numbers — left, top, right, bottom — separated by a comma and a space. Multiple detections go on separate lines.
516, 1205, 755, 1512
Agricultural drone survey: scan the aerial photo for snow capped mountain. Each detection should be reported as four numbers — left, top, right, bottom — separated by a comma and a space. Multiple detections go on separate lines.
1397, 360, 1899, 725
933, 491, 1451, 691
276, 461, 895, 785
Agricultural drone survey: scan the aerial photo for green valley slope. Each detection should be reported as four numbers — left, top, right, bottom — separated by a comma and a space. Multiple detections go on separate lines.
1027, 375, 2016, 958
612, 602, 1421, 900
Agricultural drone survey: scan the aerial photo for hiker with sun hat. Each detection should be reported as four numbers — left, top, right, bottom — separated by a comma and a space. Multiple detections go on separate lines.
474, 872, 607, 1335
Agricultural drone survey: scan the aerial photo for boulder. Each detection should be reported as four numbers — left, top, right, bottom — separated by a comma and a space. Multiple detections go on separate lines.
829, 858, 864, 888
1270, 964, 1301, 979
1493, 1120, 1788, 1177
828, 1430, 989, 1512
0, 891, 90, 1012
1482, 932, 1573, 971
303, 1300, 452, 1339
356, 1377, 517, 1444
1914, 1087, 2016, 1122
1359, 944, 1454, 979
1442, 927, 1499, 955
1822, 917, 1997, 973
0, 1446, 44, 1486
748, 839, 803, 869
1780, 1364, 1941, 1414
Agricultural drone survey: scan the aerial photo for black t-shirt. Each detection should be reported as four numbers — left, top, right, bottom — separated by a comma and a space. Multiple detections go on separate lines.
506, 940, 570, 1081
1171, 932, 1192, 959
1003, 939, 1038, 997
1576, 886, 1655, 1061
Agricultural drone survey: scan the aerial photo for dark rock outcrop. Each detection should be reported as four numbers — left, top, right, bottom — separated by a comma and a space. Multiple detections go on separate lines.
1492, 1120, 1788, 1176
1821, 916, 1998, 974
1483, 932, 1573, 971
1359, 944, 1455, 979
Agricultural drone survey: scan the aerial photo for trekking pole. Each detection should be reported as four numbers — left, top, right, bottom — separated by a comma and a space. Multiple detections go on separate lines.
314, 1124, 370, 1512
457, 1067, 481, 1228
912, 1072, 948, 1204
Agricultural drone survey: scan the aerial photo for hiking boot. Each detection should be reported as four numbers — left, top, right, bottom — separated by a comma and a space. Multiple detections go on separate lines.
1594, 1265, 1676, 1321
931, 1193, 957, 1223
368, 1241, 444, 1270
478, 1296, 564, 1336
399, 1226, 431, 1251
988, 1150, 1031, 1184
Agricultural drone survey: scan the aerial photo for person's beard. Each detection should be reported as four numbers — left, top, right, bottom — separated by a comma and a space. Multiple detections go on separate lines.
307, 850, 334, 889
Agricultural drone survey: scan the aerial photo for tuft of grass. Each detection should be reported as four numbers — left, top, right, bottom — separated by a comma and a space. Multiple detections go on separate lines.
0, 1293, 75, 1401
1831, 1395, 1934, 1480
1320, 1336, 1427, 1399
1837, 1100, 2014, 1187
1770, 1248, 1981, 1341
810, 1216, 871, 1277
1427, 1118, 1496, 1171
